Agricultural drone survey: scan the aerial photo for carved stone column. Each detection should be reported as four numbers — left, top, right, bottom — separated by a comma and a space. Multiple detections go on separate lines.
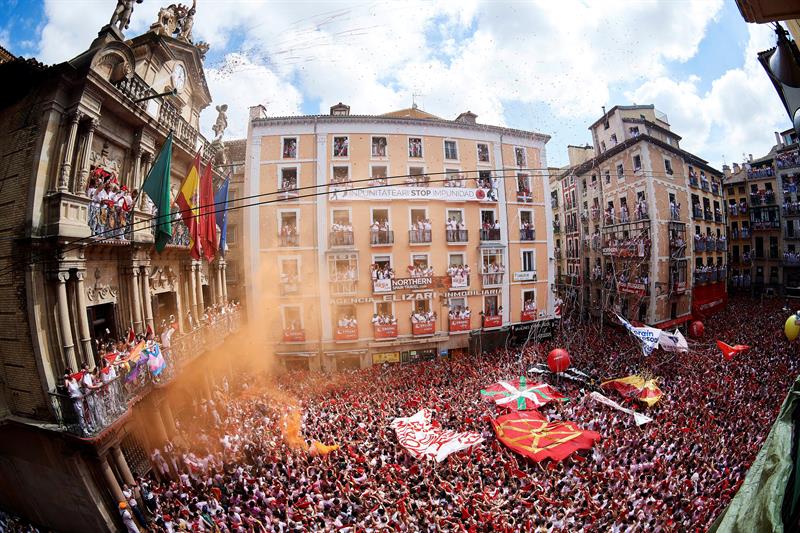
76, 117, 96, 195
141, 265, 154, 333
111, 446, 136, 487
58, 111, 82, 192
137, 152, 152, 210
101, 455, 125, 502
74, 270, 94, 367
129, 267, 143, 333
195, 261, 205, 316
215, 261, 224, 305
188, 263, 198, 320
55, 271, 77, 371
131, 145, 142, 192
221, 260, 228, 303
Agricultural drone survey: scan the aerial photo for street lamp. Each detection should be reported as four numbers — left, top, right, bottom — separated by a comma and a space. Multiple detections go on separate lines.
759, 24, 800, 137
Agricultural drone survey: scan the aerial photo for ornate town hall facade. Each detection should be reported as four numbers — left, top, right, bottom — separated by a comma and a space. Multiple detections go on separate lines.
0, 3, 239, 530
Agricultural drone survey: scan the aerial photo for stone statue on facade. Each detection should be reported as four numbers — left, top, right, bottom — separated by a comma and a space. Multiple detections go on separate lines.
212, 104, 228, 141
109, 0, 143, 31
195, 41, 210, 60
150, 2, 198, 43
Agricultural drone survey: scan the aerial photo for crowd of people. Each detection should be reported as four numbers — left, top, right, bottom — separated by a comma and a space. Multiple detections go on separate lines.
694, 264, 727, 284
784, 250, 800, 265
370, 263, 395, 281
87, 174, 136, 240
693, 233, 726, 252
784, 200, 800, 216
410, 309, 437, 324
369, 220, 393, 245
9, 294, 795, 532
746, 165, 774, 178
409, 219, 433, 242
336, 315, 358, 328
447, 305, 472, 320
408, 264, 434, 278
371, 313, 398, 326
603, 233, 651, 257
776, 148, 800, 170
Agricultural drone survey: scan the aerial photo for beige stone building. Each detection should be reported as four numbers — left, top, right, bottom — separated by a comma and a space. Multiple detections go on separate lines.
562, 105, 727, 327
0, 5, 240, 531
243, 104, 556, 370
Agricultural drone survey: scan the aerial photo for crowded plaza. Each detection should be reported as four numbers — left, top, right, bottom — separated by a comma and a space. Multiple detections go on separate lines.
24, 294, 792, 532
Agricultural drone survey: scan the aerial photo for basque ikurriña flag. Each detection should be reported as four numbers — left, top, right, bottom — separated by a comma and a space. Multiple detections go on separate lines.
481, 376, 567, 411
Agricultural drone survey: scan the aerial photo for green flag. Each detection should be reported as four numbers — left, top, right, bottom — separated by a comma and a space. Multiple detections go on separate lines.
141, 133, 173, 252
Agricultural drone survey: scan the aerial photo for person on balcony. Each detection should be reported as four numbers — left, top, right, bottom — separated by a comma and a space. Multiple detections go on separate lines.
619, 205, 629, 224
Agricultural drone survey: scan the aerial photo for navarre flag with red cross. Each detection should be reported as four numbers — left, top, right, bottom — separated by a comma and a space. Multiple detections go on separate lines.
492, 410, 601, 462
481, 376, 567, 411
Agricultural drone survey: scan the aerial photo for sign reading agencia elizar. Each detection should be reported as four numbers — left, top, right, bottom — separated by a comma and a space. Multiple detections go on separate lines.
332, 288, 502, 306
330, 186, 493, 202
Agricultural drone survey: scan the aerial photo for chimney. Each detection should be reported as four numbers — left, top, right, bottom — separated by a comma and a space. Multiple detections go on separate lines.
249, 104, 267, 121
722, 164, 731, 178
455, 111, 477, 125
733, 162, 740, 173
330, 102, 350, 116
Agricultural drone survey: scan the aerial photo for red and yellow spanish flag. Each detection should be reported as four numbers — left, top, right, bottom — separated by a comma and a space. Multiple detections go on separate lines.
176, 152, 201, 260
601, 375, 663, 407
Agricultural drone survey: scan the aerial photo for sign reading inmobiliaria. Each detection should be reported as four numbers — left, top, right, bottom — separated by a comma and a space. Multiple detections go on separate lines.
331, 186, 493, 202
390, 409, 483, 462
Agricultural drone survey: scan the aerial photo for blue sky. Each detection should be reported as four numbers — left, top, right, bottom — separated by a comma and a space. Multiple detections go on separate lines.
0, 0, 789, 169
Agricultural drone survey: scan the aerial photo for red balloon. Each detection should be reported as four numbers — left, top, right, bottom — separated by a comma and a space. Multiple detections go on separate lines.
547, 349, 571, 373
690, 321, 704, 338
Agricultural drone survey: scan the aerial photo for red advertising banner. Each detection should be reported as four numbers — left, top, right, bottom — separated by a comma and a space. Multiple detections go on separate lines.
449, 317, 471, 332
412, 321, 436, 336
283, 329, 306, 342
617, 282, 647, 296
374, 324, 398, 340
335, 325, 359, 341
520, 310, 537, 322
692, 281, 727, 318
483, 315, 502, 328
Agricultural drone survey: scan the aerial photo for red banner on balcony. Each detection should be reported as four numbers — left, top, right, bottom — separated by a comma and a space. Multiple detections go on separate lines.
617, 282, 647, 296
692, 281, 727, 318
283, 329, 305, 343
520, 310, 537, 322
412, 321, 435, 336
335, 325, 359, 341
449, 317, 471, 332
374, 324, 398, 340
483, 315, 502, 328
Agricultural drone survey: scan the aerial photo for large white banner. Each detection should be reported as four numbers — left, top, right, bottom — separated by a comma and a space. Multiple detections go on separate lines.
658, 329, 689, 353
330, 186, 492, 202
589, 392, 653, 426
390, 409, 483, 462
616, 314, 662, 356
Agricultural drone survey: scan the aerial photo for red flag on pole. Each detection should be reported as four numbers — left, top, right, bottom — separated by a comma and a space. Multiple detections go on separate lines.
199, 160, 217, 262
716, 340, 750, 361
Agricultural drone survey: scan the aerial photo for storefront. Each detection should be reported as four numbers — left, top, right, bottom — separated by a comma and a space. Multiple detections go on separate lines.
276, 352, 318, 371
402, 348, 437, 364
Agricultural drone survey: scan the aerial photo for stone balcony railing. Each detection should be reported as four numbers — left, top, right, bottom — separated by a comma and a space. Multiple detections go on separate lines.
48, 311, 242, 438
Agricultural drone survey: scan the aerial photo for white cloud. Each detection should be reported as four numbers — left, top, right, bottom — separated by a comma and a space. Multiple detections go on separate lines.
627, 24, 788, 168
35, 0, 730, 161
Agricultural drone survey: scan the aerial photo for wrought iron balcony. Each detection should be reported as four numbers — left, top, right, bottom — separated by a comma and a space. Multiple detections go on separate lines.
370, 230, 394, 246
519, 228, 536, 241
408, 229, 432, 244
480, 228, 502, 241
329, 231, 354, 247
446, 229, 469, 243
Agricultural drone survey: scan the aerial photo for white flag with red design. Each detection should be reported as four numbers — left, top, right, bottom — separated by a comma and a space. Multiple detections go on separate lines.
390, 409, 483, 462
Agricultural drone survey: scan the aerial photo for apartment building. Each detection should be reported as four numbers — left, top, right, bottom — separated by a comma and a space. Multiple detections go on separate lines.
563, 105, 726, 327
243, 104, 555, 370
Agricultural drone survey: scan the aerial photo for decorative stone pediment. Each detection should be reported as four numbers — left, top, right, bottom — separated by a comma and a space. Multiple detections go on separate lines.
90, 40, 136, 84
149, 265, 177, 294
86, 267, 119, 304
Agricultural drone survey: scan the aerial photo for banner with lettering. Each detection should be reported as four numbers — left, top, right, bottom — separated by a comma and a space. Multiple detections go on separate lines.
331, 186, 492, 202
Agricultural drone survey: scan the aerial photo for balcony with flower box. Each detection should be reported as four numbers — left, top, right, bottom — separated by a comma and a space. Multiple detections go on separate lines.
449, 317, 471, 333
334, 325, 359, 341
373, 323, 398, 340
